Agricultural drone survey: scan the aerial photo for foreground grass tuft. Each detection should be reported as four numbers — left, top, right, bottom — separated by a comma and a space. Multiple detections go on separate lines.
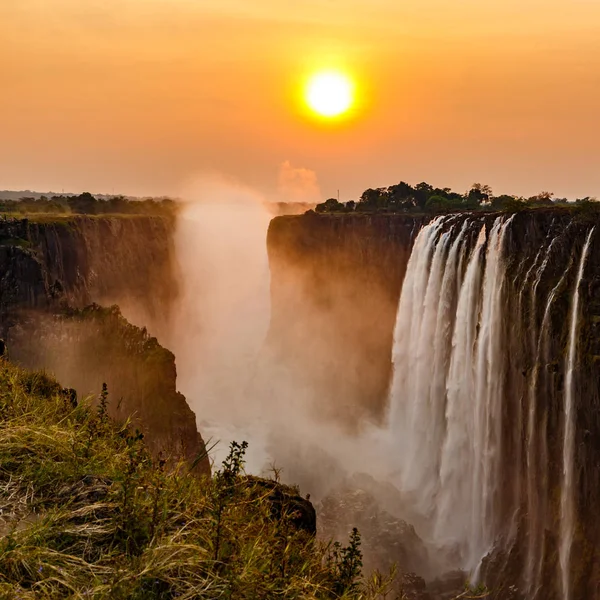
0, 362, 394, 599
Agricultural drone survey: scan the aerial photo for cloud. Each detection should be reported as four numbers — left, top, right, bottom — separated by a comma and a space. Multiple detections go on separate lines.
277, 161, 321, 203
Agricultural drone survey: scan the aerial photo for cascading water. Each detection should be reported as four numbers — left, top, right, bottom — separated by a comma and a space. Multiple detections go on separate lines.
560, 227, 595, 600
170, 200, 599, 598
389, 214, 513, 570
388, 214, 596, 596
525, 257, 573, 597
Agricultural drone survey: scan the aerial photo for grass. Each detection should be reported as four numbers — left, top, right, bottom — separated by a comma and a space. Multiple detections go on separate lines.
0, 362, 395, 599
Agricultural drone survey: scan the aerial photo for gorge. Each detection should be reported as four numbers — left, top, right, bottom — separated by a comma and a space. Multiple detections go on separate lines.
1, 204, 599, 599
268, 208, 600, 600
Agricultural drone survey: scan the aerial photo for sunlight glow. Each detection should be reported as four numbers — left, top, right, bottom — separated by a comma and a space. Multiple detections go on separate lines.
305, 71, 354, 118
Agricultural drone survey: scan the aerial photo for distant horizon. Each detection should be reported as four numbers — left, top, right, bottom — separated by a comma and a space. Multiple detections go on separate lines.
1, 178, 597, 204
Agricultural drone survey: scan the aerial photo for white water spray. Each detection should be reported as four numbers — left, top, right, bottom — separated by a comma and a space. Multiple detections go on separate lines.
389, 215, 513, 570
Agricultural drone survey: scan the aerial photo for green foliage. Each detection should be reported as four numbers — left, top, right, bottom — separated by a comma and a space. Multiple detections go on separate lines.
314, 179, 599, 216
97, 382, 109, 422
0, 193, 178, 218
328, 528, 364, 597
0, 362, 386, 599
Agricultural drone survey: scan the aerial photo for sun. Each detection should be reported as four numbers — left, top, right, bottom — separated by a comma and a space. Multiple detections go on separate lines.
305, 71, 354, 118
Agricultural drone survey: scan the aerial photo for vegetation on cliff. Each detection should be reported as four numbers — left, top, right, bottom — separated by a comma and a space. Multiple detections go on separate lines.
0, 193, 177, 218
315, 181, 599, 215
0, 361, 398, 599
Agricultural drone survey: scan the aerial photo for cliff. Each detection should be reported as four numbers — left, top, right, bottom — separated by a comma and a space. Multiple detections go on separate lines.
267, 213, 428, 425
267, 208, 600, 600
0, 214, 209, 475
7, 304, 209, 475
0, 215, 178, 338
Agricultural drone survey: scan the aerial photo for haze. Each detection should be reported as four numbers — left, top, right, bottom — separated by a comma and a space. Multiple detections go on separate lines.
2, 0, 600, 199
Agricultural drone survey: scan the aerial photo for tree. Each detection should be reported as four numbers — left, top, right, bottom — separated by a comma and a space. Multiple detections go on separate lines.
315, 198, 343, 213
69, 192, 98, 214
490, 194, 517, 210
413, 182, 434, 209
527, 191, 554, 206
426, 195, 452, 211
358, 188, 388, 210
467, 183, 492, 206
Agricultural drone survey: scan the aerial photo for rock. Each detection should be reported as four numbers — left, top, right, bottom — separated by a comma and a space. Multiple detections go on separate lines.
398, 572, 431, 600
245, 476, 317, 535
267, 213, 430, 427
0, 215, 178, 340
7, 305, 210, 476
317, 478, 429, 577
427, 570, 468, 600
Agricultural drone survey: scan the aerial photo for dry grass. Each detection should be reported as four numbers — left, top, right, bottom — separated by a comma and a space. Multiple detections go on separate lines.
0, 362, 396, 599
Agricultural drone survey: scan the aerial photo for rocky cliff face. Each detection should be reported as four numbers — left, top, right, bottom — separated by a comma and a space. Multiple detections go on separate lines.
267, 208, 600, 600
0, 215, 209, 475
7, 305, 209, 475
267, 213, 428, 425
0, 215, 178, 338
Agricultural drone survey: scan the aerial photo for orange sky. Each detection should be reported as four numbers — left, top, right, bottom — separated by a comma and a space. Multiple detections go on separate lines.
1, 0, 600, 200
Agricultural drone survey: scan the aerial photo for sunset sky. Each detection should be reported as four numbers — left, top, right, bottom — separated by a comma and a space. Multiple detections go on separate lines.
2, 0, 600, 201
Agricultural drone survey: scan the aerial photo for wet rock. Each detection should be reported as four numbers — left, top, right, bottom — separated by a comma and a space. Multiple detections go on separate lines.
267, 213, 430, 426
398, 572, 431, 600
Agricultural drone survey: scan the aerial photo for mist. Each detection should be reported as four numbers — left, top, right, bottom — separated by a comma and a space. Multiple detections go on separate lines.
167, 175, 390, 495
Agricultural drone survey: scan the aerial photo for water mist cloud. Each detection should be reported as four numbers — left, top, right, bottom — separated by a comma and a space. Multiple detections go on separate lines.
168, 172, 400, 518
170, 174, 368, 477
277, 160, 321, 203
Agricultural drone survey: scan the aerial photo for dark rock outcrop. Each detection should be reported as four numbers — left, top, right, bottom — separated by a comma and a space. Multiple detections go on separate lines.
245, 476, 317, 535
317, 476, 429, 578
7, 304, 209, 475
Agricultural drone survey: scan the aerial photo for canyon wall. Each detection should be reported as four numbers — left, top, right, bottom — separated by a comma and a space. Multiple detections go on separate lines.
0, 215, 178, 338
0, 215, 208, 474
267, 213, 428, 425
267, 208, 600, 600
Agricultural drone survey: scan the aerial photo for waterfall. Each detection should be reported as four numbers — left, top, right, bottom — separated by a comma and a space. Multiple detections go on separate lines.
560, 227, 594, 600
388, 214, 597, 593
389, 215, 513, 570
525, 258, 573, 597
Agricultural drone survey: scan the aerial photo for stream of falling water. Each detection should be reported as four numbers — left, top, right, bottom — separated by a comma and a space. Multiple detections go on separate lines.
389, 214, 595, 595
389, 215, 513, 571
525, 258, 572, 598
560, 227, 594, 600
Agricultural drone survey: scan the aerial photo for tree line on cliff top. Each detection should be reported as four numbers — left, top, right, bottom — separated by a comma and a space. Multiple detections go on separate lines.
0, 192, 177, 217
315, 182, 598, 215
